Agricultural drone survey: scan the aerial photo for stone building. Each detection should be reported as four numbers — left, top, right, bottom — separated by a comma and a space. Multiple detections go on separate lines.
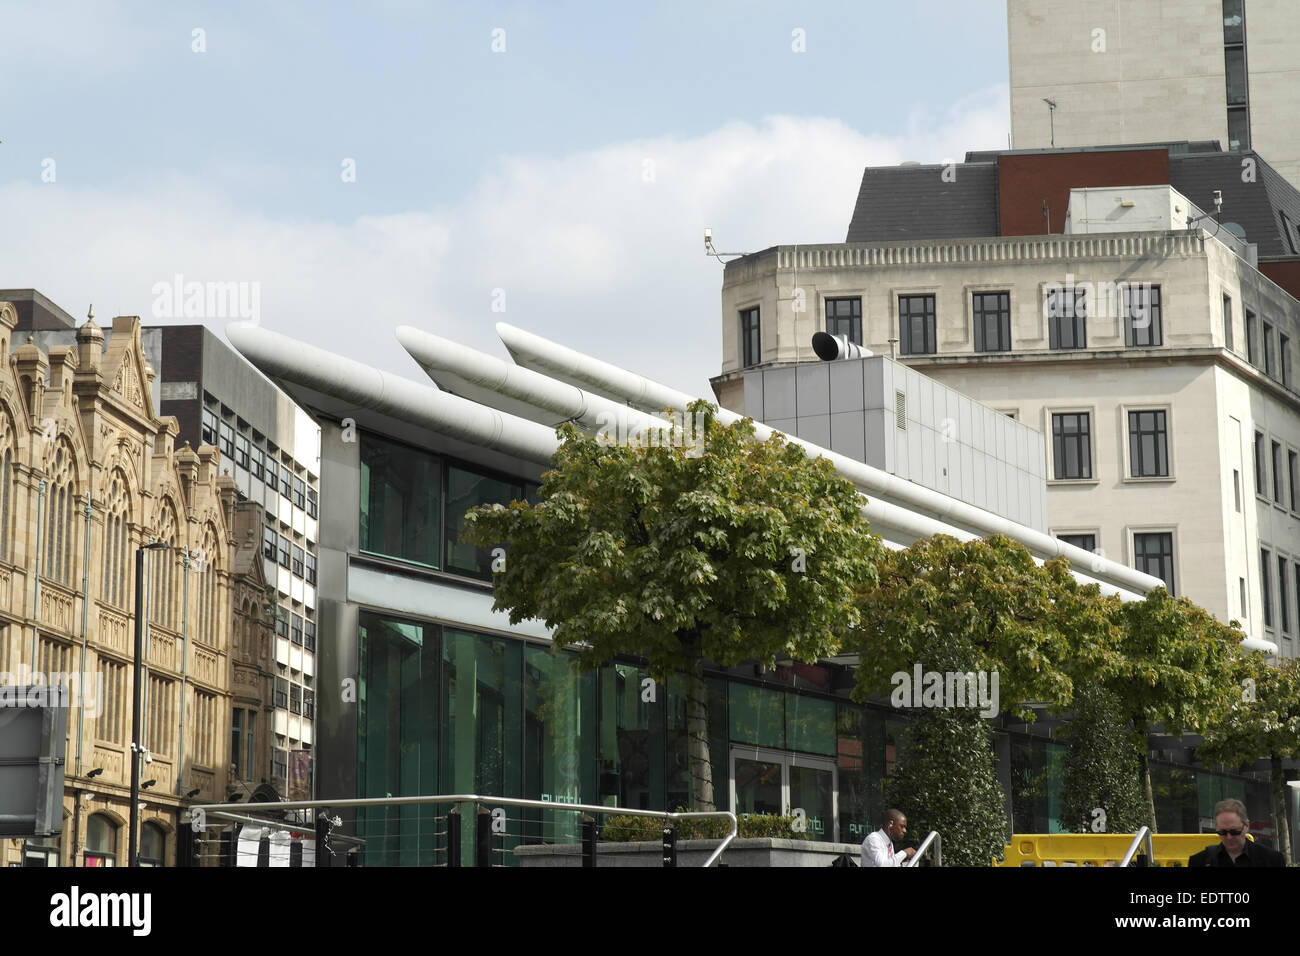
0, 303, 247, 867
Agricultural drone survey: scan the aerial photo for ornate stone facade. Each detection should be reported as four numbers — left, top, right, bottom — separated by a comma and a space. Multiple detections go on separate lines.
0, 303, 256, 866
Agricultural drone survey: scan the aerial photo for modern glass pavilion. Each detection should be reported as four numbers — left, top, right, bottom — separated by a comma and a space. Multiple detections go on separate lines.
226, 320, 1275, 862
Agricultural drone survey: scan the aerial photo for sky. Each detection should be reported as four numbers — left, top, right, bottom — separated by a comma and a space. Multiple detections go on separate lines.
0, 0, 1011, 396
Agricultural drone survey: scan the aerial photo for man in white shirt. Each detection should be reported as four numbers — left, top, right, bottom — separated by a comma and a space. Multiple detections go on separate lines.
861, 809, 916, 867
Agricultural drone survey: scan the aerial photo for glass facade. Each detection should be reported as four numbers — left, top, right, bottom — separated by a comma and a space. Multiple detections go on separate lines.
360, 433, 443, 568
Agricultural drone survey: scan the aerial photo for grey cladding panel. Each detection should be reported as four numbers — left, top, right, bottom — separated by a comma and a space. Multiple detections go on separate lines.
796, 364, 831, 418
830, 410, 867, 463
829, 360, 865, 414
764, 368, 798, 421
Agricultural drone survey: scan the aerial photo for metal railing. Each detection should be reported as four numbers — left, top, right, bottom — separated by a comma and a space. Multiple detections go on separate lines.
187, 794, 738, 868
1120, 826, 1155, 867
904, 830, 941, 867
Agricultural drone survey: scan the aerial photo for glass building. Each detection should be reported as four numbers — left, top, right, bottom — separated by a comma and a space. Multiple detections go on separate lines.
226, 321, 1285, 864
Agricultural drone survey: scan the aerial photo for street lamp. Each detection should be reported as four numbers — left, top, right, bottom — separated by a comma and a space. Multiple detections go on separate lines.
130, 541, 170, 868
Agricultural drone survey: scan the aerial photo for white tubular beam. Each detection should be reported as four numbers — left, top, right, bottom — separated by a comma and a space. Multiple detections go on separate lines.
395, 325, 676, 437
496, 322, 1160, 597
225, 322, 558, 463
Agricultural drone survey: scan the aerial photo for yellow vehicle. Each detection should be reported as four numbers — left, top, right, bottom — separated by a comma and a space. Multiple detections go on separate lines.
998, 832, 1228, 867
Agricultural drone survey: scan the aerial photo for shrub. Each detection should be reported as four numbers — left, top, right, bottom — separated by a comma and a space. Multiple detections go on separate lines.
601, 811, 810, 842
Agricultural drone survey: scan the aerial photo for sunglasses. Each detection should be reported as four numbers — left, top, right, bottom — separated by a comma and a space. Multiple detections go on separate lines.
1216, 828, 1244, 837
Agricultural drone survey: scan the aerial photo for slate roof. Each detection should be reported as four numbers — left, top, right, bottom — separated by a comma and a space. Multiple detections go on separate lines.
844, 162, 998, 243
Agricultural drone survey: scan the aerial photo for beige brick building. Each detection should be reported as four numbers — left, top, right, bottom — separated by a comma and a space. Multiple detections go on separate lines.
0, 302, 267, 867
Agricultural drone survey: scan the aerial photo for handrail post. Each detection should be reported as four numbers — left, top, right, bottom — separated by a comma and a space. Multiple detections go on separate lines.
475, 804, 492, 868
662, 824, 677, 868
581, 815, 598, 867
447, 805, 461, 867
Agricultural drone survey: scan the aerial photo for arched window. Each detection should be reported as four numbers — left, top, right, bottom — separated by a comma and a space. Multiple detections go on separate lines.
139, 822, 166, 867
85, 813, 117, 867
151, 502, 178, 629
0, 410, 14, 562
43, 441, 77, 585
101, 472, 131, 607
198, 524, 221, 644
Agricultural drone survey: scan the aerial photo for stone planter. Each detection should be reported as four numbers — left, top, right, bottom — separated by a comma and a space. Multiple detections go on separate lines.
515, 837, 862, 867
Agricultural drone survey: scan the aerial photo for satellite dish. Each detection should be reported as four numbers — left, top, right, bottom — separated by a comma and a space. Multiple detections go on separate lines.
1221, 222, 1247, 241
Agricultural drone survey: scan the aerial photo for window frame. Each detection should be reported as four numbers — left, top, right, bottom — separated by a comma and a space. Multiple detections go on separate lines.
1048, 409, 1095, 482
823, 296, 862, 346
1122, 284, 1162, 348
1273, 439, 1286, 506
1222, 293, 1234, 352
898, 293, 937, 356
1055, 531, 1099, 555
971, 290, 1012, 353
1124, 406, 1172, 480
1261, 547, 1274, 631
1047, 286, 1087, 350
1131, 528, 1177, 596
740, 306, 761, 369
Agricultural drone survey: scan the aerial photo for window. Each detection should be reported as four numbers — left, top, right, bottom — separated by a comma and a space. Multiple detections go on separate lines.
1123, 285, 1162, 347
304, 551, 317, 586
1280, 556, 1291, 635
275, 607, 289, 639
274, 677, 289, 709
1291, 452, 1299, 511
307, 487, 318, 519
1273, 440, 1284, 504
97, 659, 125, 744
281, 465, 293, 499
231, 708, 243, 779
1294, 565, 1300, 635
246, 712, 255, 781
825, 297, 861, 345
1223, 0, 1243, 44
1057, 533, 1096, 552
201, 408, 219, 447
1223, 295, 1234, 351
250, 445, 264, 481
304, 618, 316, 652
1048, 287, 1087, 349
1134, 532, 1175, 594
1242, 577, 1249, 618
293, 476, 306, 509
1234, 468, 1241, 512
85, 814, 117, 868
291, 613, 303, 646
138, 823, 165, 868
263, 525, 277, 561
1128, 410, 1169, 478
446, 465, 525, 578
1261, 549, 1274, 629
194, 691, 215, 766
360, 432, 442, 568
290, 684, 302, 716
740, 307, 761, 368
304, 688, 315, 720
1227, 107, 1250, 151
1246, 310, 1258, 364
1225, 46, 1247, 106
1255, 431, 1267, 495
1051, 412, 1092, 480
1264, 321, 1275, 377
219, 421, 235, 460
972, 291, 1011, 352
279, 536, 291, 568
899, 295, 936, 355
265, 457, 278, 491
1282, 334, 1292, 386
273, 748, 287, 786
235, 433, 250, 470
292, 545, 304, 577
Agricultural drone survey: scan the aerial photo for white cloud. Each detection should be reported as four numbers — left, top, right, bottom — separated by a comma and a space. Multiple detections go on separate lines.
0, 87, 1008, 397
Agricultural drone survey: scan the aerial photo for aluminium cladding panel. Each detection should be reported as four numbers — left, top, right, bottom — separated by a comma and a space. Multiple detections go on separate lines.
795, 363, 831, 418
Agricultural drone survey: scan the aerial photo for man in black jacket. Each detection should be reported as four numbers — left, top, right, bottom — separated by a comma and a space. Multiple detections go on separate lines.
1188, 799, 1286, 867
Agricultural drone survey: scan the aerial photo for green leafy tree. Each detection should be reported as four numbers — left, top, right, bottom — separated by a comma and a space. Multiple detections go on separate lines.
853, 535, 1091, 864
461, 400, 881, 810
1100, 590, 1243, 832
886, 707, 1007, 866
1056, 683, 1147, 835
1197, 653, 1300, 862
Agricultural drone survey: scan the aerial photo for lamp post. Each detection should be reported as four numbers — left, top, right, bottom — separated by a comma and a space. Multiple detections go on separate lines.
130, 541, 170, 868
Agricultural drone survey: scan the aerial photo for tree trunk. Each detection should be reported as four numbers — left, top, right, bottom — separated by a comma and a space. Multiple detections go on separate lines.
684, 667, 715, 812
1134, 723, 1157, 833
1272, 755, 1292, 863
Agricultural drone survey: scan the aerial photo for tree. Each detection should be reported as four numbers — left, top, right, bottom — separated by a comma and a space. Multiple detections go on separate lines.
1197, 652, 1300, 862
1056, 683, 1147, 835
1100, 590, 1242, 832
886, 707, 1007, 866
461, 400, 880, 810
852, 535, 1088, 863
